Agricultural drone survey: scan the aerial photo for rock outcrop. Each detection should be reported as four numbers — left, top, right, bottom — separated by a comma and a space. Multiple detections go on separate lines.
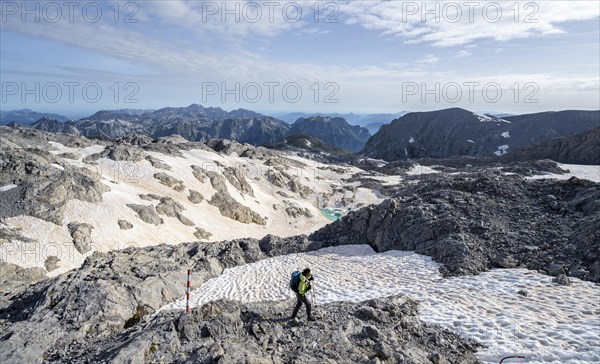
50, 297, 480, 364
0, 141, 110, 224
206, 171, 266, 225
145, 155, 172, 170
194, 227, 213, 240
283, 200, 314, 218
126, 204, 164, 226
67, 222, 94, 254
155, 197, 195, 226
209, 192, 267, 225
312, 171, 600, 282
0, 261, 46, 299
88, 144, 147, 162
118, 220, 133, 230
503, 127, 600, 165
153, 172, 185, 192
223, 167, 254, 196
187, 190, 204, 204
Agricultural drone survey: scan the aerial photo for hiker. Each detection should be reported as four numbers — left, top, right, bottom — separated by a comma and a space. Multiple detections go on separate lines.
290, 268, 316, 321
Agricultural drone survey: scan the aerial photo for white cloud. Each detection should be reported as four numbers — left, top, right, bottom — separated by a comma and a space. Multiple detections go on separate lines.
302, 27, 331, 35
2, 1, 598, 113
417, 54, 440, 65
143, 0, 309, 41
456, 50, 472, 58
338, 1, 600, 47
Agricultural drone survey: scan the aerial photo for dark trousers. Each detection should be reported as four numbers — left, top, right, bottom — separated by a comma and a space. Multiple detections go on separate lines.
291, 293, 311, 318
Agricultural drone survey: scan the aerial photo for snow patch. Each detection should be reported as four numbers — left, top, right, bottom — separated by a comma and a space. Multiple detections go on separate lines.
407, 164, 439, 176
494, 145, 509, 156
476, 113, 494, 122
364, 158, 387, 168
502, 131, 510, 138
527, 164, 600, 183
50, 163, 64, 171
160, 245, 600, 364
474, 113, 511, 124
0, 184, 18, 192
409, 137, 414, 143
467, 140, 475, 143
404, 148, 408, 156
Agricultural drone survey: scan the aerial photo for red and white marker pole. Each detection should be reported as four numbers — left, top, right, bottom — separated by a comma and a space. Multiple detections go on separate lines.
185, 269, 191, 314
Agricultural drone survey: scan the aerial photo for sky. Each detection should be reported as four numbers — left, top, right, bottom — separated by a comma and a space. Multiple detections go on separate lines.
1, 0, 599, 118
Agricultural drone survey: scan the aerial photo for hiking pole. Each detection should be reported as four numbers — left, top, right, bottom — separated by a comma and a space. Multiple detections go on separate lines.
185, 269, 191, 314
310, 279, 316, 307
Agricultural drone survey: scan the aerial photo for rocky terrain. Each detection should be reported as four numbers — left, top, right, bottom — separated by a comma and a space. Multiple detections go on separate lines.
0, 129, 110, 224
263, 134, 351, 154
313, 171, 600, 283
62, 297, 479, 364
362, 108, 599, 161
2, 168, 598, 363
0, 231, 482, 364
503, 127, 600, 165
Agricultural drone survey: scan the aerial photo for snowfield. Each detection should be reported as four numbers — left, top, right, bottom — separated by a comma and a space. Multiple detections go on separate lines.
1, 141, 389, 275
527, 164, 600, 183
160, 245, 600, 364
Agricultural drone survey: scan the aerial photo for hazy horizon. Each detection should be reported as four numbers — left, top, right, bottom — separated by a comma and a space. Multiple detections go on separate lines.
4, 104, 600, 122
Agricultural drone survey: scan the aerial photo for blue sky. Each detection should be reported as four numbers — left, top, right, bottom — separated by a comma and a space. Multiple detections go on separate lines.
1, 0, 599, 118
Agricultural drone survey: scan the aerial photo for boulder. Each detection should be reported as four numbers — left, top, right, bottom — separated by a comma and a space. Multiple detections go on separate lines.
554, 274, 571, 286
188, 190, 204, 204
127, 204, 163, 226
118, 220, 133, 230
67, 222, 94, 254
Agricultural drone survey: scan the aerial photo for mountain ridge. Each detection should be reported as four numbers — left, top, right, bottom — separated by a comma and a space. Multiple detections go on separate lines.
362, 108, 600, 161
0, 109, 70, 125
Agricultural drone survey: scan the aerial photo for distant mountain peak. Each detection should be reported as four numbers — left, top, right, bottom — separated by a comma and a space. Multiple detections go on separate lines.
0, 109, 70, 125
290, 116, 371, 152
363, 108, 599, 161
